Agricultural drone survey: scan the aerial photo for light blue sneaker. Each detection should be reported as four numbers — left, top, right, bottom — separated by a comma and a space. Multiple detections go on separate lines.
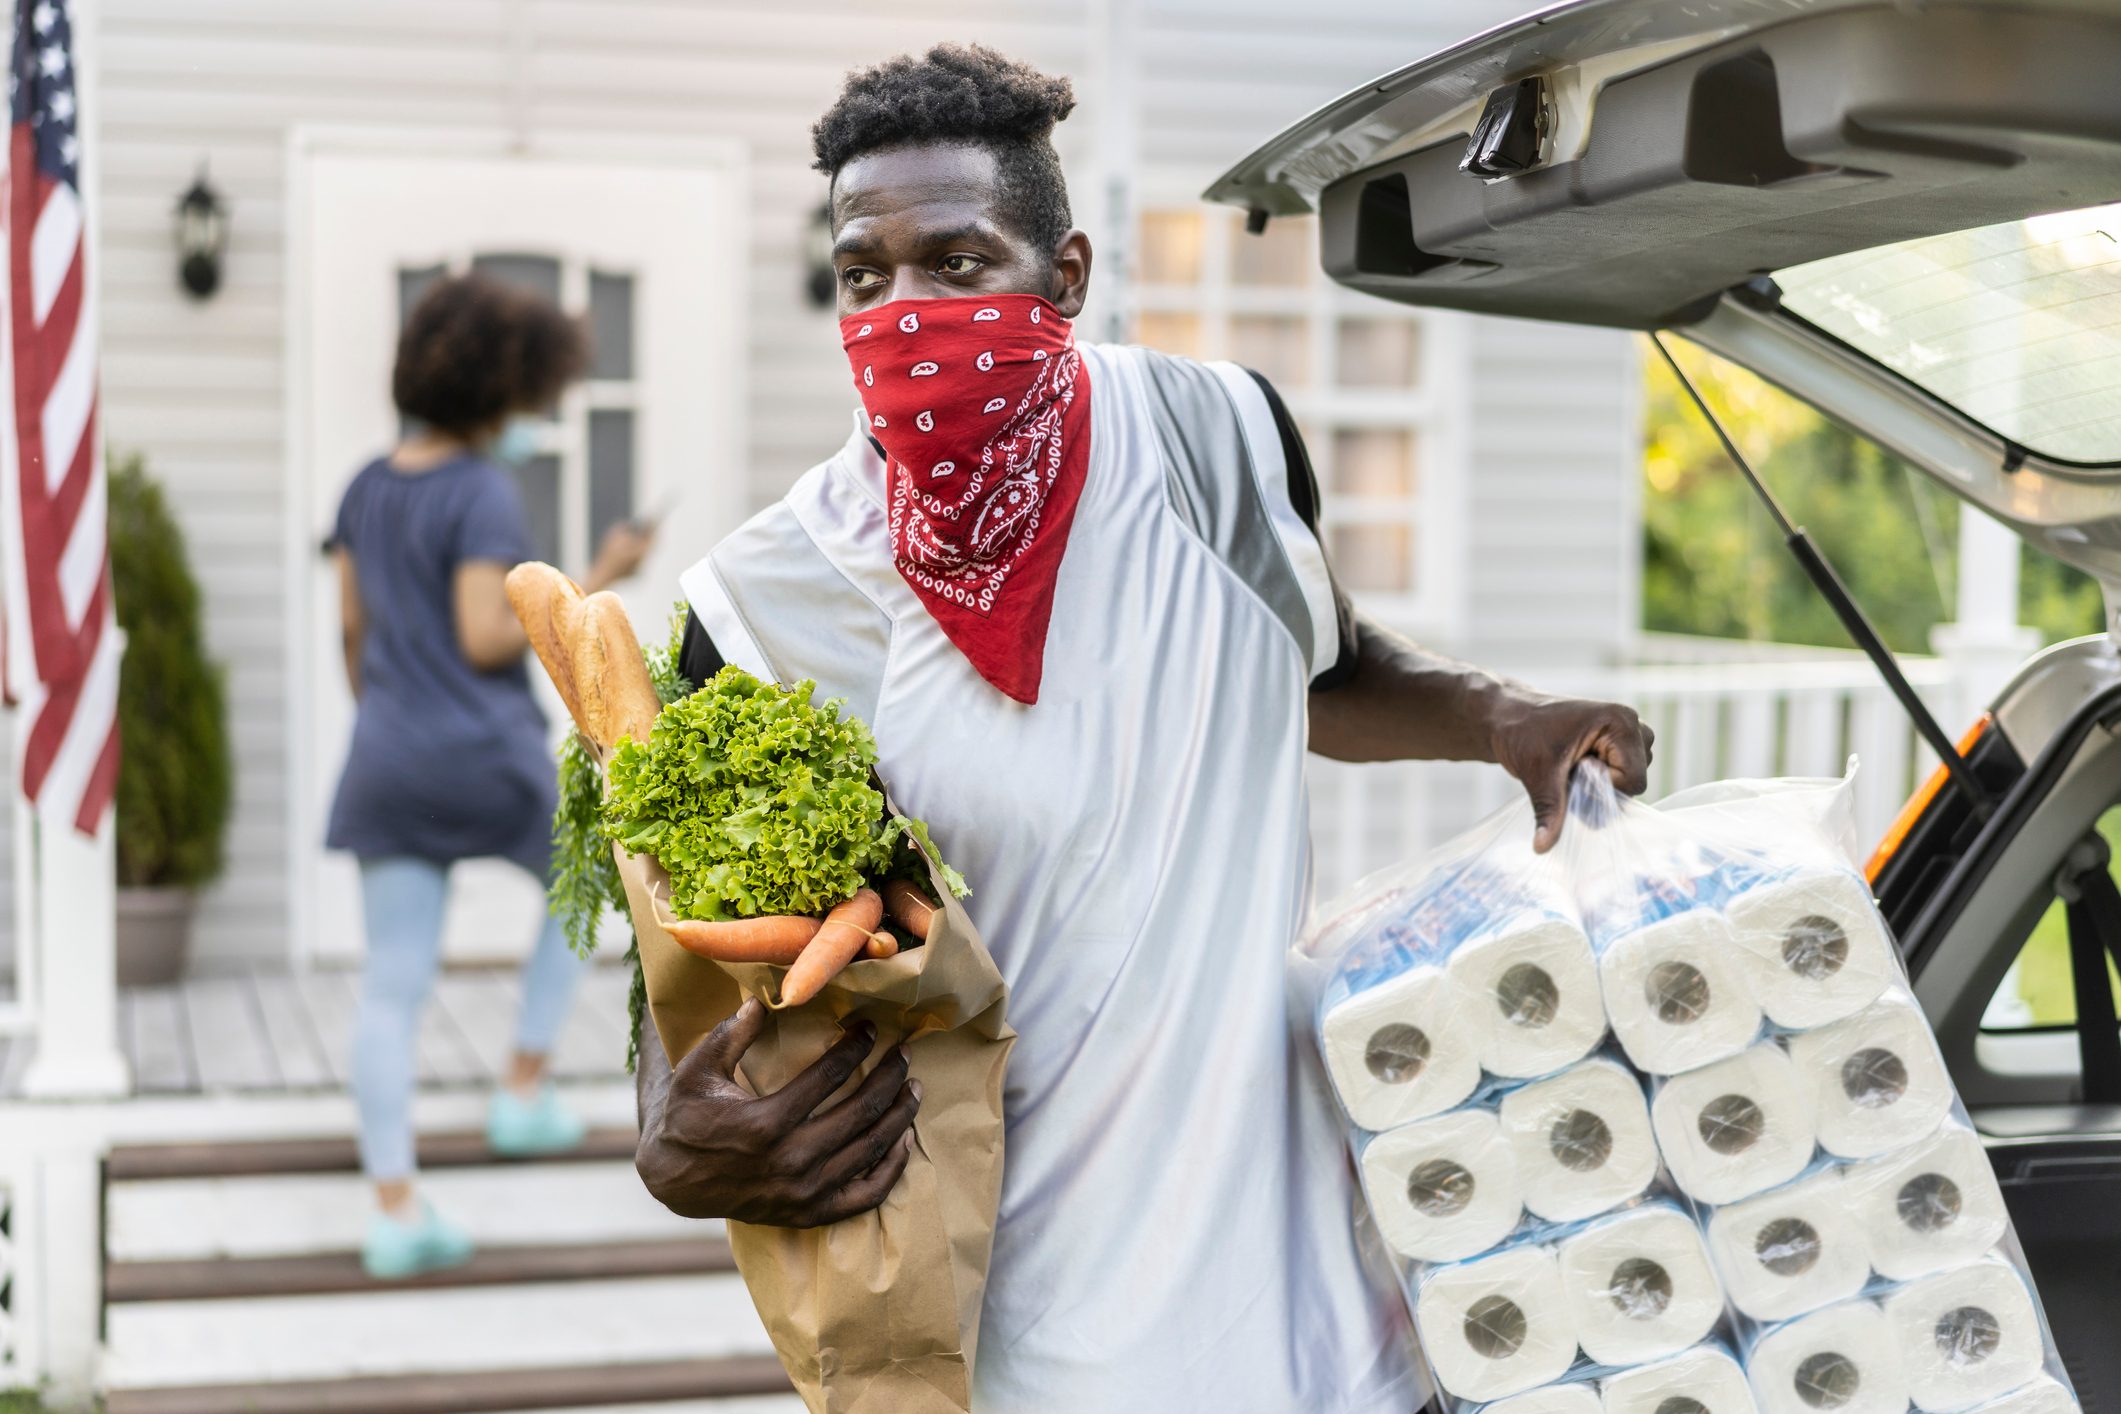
362, 1200, 475, 1280
486, 1083, 588, 1158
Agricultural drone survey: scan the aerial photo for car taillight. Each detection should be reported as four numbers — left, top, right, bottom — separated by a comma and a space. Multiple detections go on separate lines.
1865, 713, 1994, 883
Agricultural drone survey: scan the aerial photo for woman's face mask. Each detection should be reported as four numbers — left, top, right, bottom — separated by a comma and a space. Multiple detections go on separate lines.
490, 415, 542, 466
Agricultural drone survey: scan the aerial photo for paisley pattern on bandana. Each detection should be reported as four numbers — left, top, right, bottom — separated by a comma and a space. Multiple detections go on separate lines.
841, 293, 1093, 705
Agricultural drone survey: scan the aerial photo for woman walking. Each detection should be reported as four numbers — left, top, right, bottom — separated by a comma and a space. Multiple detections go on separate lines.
327, 273, 652, 1278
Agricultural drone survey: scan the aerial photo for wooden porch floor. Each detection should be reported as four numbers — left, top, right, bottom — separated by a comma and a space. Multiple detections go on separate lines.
0, 961, 635, 1098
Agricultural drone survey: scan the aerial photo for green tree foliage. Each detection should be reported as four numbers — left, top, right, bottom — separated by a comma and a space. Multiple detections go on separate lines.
1643, 343, 2104, 651
110, 452, 232, 889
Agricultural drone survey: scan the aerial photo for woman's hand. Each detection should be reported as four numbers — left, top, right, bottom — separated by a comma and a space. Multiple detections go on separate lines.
635, 998, 920, 1227
584, 520, 655, 592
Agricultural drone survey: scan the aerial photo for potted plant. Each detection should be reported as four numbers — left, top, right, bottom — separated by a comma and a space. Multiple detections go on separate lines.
110, 452, 231, 985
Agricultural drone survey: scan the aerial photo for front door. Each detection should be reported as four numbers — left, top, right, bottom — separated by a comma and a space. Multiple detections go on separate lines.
290, 136, 746, 966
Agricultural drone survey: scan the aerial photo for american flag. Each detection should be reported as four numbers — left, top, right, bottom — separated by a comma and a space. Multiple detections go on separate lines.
0, 0, 117, 835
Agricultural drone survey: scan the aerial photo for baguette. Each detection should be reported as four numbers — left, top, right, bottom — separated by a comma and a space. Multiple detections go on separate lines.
572, 592, 663, 750
505, 562, 587, 731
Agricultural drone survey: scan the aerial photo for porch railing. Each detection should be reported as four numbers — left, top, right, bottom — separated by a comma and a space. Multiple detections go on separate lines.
1305, 649, 1950, 907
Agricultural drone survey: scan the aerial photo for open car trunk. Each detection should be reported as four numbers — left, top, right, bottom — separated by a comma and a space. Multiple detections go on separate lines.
1209, 0, 2121, 1398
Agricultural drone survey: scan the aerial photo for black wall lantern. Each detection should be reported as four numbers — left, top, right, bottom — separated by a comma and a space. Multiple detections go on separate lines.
803, 201, 835, 309
174, 167, 227, 299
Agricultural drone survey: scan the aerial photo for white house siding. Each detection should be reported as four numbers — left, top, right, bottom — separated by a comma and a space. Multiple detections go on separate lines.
75, 0, 1631, 967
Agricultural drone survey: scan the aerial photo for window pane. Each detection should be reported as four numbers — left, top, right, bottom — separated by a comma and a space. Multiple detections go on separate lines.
588, 408, 635, 546
1338, 318, 1421, 388
1331, 428, 1418, 499
1232, 215, 1313, 287
1778, 202, 2121, 463
471, 251, 562, 306
510, 453, 563, 566
1231, 315, 1309, 388
1330, 522, 1414, 594
1983, 806, 2121, 1029
588, 270, 635, 380
1137, 210, 1204, 285
1134, 311, 1203, 360
398, 263, 446, 328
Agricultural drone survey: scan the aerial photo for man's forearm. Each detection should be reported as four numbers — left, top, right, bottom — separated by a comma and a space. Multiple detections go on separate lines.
1308, 614, 1527, 764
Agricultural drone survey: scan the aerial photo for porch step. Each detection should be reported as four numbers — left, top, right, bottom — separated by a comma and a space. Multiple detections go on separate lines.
102, 1272, 771, 1389
108, 1157, 699, 1261
101, 1355, 793, 1414
106, 1125, 640, 1181
106, 1235, 735, 1303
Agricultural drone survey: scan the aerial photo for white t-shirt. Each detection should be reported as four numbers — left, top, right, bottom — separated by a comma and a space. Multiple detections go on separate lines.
681, 344, 1421, 1412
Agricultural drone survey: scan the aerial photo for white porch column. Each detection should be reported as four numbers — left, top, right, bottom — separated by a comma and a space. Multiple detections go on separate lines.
24, 1143, 107, 1405
1930, 504, 2039, 731
19, 812, 129, 1099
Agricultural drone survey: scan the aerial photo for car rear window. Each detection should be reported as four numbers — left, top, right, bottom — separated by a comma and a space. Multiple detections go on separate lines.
1776, 201, 2121, 466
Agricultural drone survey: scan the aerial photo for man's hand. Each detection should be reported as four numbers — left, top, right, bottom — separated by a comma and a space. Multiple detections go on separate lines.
636, 997, 920, 1226
1488, 694, 1654, 854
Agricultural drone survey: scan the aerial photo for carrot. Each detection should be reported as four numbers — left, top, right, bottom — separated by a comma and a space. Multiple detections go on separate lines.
665, 914, 821, 965
882, 878, 939, 942
864, 931, 900, 960
782, 889, 884, 1005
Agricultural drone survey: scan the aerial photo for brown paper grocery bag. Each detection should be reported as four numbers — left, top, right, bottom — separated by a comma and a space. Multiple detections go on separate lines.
617, 835, 1013, 1414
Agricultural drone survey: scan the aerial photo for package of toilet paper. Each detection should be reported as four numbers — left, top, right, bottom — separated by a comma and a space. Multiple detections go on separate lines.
1297, 763, 2084, 1413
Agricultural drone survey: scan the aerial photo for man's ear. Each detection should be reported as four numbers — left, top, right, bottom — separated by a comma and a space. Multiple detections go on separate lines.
1049, 230, 1093, 319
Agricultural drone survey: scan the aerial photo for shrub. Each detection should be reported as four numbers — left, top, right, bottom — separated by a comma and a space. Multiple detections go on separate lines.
109, 452, 231, 888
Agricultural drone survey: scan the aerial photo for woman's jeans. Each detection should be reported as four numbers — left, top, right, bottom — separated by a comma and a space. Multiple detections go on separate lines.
352, 856, 582, 1180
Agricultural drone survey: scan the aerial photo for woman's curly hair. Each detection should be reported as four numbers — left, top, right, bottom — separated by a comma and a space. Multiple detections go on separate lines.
811, 43, 1076, 251
392, 274, 586, 438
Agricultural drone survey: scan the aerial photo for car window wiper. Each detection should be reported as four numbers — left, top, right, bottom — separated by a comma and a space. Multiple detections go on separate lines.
1649, 332, 1995, 819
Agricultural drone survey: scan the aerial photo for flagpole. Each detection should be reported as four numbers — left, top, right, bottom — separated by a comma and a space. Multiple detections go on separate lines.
16, 0, 123, 1101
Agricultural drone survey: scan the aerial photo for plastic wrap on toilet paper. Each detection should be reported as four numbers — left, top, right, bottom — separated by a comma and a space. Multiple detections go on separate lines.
1725, 868, 1894, 1030
1706, 1168, 1869, 1321
1966, 1376, 2083, 1414
1788, 989, 1954, 1159
1295, 763, 2082, 1413
1846, 1122, 2011, 1280
1746, 1299, 1909, 1414
1414, 1244, 1582, 1402
1478, 1380, 1603, 1414
1886, 1257, 2046, 1412
1651, 1043, 1816, 1204
1556, 1203, 1723, 1366
1361, 1109, 1525, 1263
1497, 1058, 1658, 1223
1600, 1343, 1758, 1414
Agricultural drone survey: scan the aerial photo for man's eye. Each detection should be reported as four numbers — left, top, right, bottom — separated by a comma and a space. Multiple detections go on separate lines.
842, 268, 883, 289
938, 255, 982, 275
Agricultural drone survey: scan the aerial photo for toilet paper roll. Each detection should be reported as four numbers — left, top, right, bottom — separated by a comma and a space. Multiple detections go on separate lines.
1602, 1345, 1759, 1414
1360, 1109, 1524, 1263
1651, 1043, 1816, 1204
1498, 1058, 1657, 1223
1707, 1168, 1870, 1321
1726, 869, 1894, 1030
1322, 964, 1490, 1131
1967, 1376, 2081, 1414
1415, 1244, 1581, 1403
1846, 1123, 2011, 1281
1886, 1257, 2045, 1412
1598, 908, 1763, 1076
1557, 1205, 1723, 1368
1483, 1383, 1604, 1414
1787, 991, 1952, 1159
1448, 920, 1607, 1080
1746, 1300, 1909, 1414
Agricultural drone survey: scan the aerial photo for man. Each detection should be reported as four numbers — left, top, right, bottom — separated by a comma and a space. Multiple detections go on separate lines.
634, 44, 1652, 1411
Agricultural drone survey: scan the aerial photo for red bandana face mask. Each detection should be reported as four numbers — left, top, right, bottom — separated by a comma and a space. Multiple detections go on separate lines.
840, 293, 1093, 705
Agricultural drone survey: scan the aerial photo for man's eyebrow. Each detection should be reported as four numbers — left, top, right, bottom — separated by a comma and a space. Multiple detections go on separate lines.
831, 219, 1005, 259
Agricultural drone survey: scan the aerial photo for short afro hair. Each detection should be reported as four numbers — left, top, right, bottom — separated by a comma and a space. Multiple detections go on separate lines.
392, 274, 586, 438
812, 43, 1076, 253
